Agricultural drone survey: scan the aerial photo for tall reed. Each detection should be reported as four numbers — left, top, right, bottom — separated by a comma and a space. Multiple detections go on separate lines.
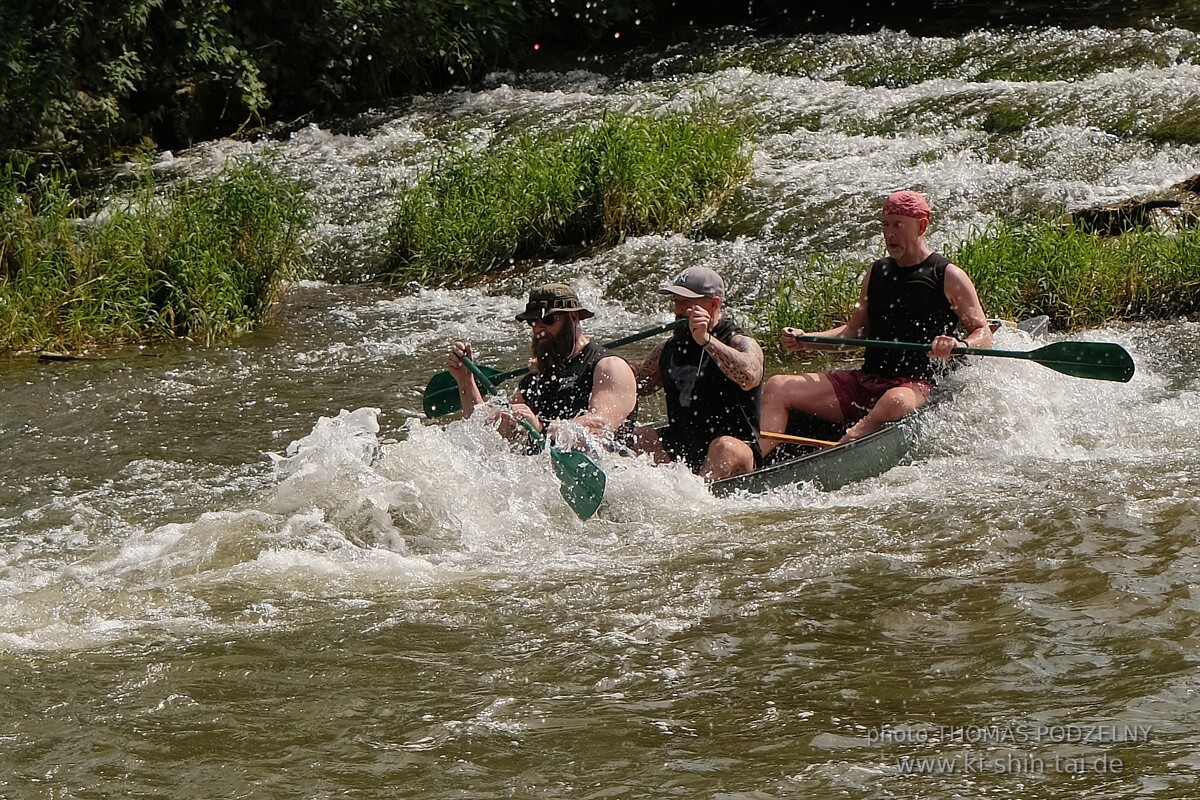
0, 159, 311, 353
385, 111, 751, 285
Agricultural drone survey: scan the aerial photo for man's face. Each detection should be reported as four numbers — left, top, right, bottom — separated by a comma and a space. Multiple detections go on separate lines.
673, 295, 719, 317
882, 214, 927, 263
529, 311, 576, 374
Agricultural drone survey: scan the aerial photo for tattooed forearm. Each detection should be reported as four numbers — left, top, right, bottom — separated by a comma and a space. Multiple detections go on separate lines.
705, 335, 764, 390
633, 342, 665, 396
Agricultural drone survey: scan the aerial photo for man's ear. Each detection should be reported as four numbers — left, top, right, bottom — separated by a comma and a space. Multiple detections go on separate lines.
918, 218, 930, 235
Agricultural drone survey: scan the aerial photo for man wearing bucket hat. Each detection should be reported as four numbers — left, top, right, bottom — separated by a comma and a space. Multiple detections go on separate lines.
447, 283, 638, 444
627, 266, 764, 480
759, 190, 992, 455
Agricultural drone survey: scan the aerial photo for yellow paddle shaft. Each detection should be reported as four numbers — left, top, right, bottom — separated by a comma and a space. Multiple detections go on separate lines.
759, 430, 839, 449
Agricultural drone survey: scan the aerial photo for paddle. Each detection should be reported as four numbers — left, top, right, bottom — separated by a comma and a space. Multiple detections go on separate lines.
759, 430, 839, 449
791, 334, 1135, 383
462, 357, 606, 521
423, 319, 687, 418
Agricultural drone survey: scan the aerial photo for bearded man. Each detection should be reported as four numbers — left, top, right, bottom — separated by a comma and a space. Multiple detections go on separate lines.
446, 283, 638, 446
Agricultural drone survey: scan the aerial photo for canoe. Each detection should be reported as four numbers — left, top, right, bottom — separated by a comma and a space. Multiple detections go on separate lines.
710, 415, 919, 497
709, 316, 1050, 497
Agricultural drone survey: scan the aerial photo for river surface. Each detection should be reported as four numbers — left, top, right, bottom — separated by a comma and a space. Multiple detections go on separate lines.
3, 7, 1200, 799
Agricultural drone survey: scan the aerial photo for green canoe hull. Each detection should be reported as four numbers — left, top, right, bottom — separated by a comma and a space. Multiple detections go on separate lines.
709, 416, 920, 497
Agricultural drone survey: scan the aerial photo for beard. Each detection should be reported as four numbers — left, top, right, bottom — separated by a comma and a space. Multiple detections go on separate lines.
532, 321, 577, 376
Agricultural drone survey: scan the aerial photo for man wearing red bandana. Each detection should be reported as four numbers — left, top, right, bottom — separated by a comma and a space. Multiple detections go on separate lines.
759, 190, 993, 454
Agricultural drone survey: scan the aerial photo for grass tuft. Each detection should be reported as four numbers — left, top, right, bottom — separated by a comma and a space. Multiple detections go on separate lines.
384, 111, 752, 285
0, 159, 312, 353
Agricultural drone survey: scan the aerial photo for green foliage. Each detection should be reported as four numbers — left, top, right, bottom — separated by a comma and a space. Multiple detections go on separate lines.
950, 217, 1200, 330
385, 111, 751, 285
0, 0, 681, 165
229, 0, 531, 117
752, 253, 862, 338
756, 216, 1200, 338
0, 1, 266, 163
0, 159, 311, 352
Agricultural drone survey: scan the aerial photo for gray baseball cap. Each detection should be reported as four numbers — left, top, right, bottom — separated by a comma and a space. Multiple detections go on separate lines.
659, 267, 726, 299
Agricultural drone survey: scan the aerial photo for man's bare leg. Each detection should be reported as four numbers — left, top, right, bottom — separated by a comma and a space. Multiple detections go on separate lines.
840, 386, 927, 443
701, 436, 757, 481
759, 372, 845, 457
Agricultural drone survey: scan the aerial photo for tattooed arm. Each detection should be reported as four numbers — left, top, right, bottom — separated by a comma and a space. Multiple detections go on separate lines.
632, 340, 666, 397
703, 333, 764, 391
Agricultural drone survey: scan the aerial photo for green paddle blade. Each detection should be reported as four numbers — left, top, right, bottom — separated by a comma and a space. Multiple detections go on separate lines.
422, 364, 509, 417
1022, 340, 1136, 382
551, 448, 607, 521
461, 355, 607, 519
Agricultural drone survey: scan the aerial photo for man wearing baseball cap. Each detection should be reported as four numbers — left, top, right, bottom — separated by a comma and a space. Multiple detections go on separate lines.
759, 190, 993, 455
627, 266, 765, 480
447, 283, 638, 445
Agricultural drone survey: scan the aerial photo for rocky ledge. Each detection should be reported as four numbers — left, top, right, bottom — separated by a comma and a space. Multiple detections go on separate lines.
1073, 174, 1200, 236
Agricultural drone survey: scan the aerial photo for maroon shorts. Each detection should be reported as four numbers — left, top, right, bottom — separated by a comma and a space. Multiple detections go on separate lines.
826, 370, 932, 423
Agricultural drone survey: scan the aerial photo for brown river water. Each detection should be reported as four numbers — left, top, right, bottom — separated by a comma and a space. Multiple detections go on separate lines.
2, 7, 1200, 798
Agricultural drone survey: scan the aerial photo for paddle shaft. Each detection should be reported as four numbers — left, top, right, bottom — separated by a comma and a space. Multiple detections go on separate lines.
794, 333, 1008, 358
475, 318, 686, 392
759, 430, 839, 449
791, 333, 1134, 382
463, 357, 546, 443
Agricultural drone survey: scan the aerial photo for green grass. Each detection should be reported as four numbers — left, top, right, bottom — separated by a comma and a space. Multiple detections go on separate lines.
0, 158, 312, 353
757, 216, 1200, 339
753, 252, 863, 337
951, 218, 1200, 329
384, 111, 752, 285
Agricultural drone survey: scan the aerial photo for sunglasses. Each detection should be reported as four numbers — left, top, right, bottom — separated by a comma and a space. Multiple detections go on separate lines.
524, 312, 566, 328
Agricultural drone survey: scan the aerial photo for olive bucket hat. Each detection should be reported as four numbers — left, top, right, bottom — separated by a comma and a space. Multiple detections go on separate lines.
515, 283, 595, 322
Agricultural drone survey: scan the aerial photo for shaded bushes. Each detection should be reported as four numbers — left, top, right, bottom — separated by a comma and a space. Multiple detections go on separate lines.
0, 0, 706, 166
384, 111, 751, 285
0, 160, 311, 352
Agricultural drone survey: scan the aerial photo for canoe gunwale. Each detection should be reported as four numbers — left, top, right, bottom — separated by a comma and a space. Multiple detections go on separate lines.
709, 415, 920, 497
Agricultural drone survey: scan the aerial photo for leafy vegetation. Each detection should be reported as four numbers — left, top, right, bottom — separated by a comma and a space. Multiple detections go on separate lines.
385, 111, 751, 285
0, 0, 679, 167
951, 218, 1200, 329
0, 160, 311, 353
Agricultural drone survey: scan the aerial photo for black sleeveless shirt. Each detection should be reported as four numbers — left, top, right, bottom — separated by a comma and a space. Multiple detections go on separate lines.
517, 340, 636, 437
660, 316, 761, 465
862, 252, 960, 381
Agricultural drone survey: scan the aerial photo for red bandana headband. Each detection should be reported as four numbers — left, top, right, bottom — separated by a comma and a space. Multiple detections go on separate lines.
883, 190, 931, 221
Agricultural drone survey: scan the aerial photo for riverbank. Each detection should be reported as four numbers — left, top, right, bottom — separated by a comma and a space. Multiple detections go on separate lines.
0, 161, 310, 354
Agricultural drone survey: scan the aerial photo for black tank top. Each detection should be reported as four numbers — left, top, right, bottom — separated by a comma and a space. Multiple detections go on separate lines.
660, 316, 761, 458
862, 252, 960, 381
517, 340, 637, 437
